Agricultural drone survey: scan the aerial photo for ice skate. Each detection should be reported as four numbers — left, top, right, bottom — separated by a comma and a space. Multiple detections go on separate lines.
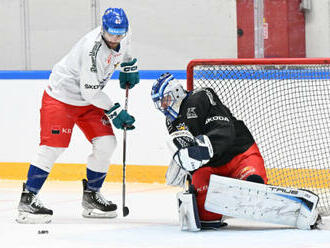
16, 183, 53, 224
81, 179, 117, 218
311, 214, 322, 229
200, 219, 228, 230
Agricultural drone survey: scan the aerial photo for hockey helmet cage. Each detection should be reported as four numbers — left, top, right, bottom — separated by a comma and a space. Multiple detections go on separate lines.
151, 73, 187, 121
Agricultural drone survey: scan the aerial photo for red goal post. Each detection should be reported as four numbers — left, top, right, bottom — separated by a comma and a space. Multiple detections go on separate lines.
187, 58, 330, 90
187, 58, 330, 216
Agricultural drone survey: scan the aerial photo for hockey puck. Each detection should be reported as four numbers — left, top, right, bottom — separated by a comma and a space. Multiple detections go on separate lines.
123, 206, 129, 217
38, 230, 49, 234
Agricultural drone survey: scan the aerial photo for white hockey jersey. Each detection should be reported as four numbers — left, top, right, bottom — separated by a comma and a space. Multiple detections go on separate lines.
46, 26, 133, 110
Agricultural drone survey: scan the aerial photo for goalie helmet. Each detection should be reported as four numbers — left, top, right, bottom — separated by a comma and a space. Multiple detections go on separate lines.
102, 8, 129, 36
151, 73, 187, 121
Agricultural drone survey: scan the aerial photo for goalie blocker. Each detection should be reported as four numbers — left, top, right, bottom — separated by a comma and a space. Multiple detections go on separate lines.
204, 175, 321, 230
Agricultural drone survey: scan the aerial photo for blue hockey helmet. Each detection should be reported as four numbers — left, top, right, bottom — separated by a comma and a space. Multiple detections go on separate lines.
102, 8, 129, 36
151, 73, 187, 121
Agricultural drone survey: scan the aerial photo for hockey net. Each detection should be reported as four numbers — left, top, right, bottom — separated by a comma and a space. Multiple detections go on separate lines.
187, 58, 330, 216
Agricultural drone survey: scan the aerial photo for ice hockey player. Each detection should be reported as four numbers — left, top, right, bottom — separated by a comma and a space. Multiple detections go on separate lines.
16, 8, 139, 224
151, 73, 321, 231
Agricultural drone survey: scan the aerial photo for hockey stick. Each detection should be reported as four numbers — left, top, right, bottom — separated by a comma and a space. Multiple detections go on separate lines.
122, 84, 129, 217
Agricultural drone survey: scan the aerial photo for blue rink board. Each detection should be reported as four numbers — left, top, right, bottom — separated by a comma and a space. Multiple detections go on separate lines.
0, 69, 329, 80
193, 69, 330, 80
0, 70, 186, 80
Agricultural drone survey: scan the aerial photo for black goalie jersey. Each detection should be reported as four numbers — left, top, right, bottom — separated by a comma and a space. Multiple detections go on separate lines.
166, 87, 255, 167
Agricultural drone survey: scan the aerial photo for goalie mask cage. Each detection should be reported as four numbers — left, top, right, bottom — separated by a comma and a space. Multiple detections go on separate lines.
187, 58, 330, 216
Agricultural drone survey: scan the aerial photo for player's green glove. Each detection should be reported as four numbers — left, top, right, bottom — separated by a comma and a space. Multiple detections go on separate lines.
105, 103, 135, 130
119, 58, 140, 89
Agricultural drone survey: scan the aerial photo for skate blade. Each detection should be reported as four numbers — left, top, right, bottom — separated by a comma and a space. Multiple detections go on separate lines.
82, 208, 117, 218
16, 211, 52, 224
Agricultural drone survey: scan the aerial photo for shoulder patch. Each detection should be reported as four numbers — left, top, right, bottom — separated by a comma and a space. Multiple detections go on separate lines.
89, 41, 102, 73
204, 88, 216, 106
176, 123, 189, 131
192, 88, 216, 106
192, 88, 203, 94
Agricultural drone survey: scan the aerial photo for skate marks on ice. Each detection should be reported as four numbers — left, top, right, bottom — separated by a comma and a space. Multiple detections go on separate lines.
1, 180, 330, 248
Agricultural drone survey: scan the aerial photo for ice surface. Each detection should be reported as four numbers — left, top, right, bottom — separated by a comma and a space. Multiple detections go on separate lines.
1, 180, 329, 248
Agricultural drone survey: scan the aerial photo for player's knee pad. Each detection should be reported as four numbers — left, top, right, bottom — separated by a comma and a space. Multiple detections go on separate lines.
246, 174, 265, 184
87, 135, 117, 173
31, 145, 65, 172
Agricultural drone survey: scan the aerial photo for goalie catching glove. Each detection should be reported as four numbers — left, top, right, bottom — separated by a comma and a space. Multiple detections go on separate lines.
167, 130, 214, 172
105, 103, 135, 130
119, 58, 140, 89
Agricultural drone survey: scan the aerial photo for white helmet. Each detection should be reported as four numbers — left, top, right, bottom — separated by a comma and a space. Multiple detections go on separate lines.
151, 73, 187, 121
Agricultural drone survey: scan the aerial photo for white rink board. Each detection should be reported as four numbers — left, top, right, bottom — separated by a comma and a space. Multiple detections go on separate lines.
0, 78, 329, 169
0, 79, 173, 166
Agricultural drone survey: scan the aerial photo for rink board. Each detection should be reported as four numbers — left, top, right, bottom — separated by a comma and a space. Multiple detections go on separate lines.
0, 162, 329, 188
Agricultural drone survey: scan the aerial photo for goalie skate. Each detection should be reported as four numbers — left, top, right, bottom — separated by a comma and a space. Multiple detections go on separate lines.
16, 183, 53, 224
81, 179, 117, 218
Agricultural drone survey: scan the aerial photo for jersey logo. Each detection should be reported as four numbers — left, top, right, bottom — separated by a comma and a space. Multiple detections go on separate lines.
106, 54, 112, 64
186, 107, 198, 119
205, 115, 229, 124
89, 41, 102, 73
85, 84, 100, 89
176, 123, 188, 131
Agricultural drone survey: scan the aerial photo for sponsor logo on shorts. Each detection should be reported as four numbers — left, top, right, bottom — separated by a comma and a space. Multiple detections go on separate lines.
101, 116, 111, 126
51, 128, 72, 135
52, 129, 60, 134
196, 185, 208, 193
238, 166, 256, 179
62, 128, 72, 134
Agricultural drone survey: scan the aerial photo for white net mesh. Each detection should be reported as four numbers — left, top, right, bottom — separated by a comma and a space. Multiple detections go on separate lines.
190, 62, 330, 216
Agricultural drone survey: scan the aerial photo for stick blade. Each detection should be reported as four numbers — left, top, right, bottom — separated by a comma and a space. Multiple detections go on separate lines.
123, 206, 129, 217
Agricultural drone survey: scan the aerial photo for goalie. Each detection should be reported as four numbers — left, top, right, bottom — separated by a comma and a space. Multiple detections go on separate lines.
151, 73, 321, 231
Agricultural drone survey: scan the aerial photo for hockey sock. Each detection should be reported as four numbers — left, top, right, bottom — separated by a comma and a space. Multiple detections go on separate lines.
25, 164, 49, 194
86, 168, 107, 191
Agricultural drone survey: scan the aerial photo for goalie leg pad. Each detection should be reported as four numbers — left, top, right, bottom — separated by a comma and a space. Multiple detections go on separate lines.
205, 175, 320, 230
177, 191, 201, 231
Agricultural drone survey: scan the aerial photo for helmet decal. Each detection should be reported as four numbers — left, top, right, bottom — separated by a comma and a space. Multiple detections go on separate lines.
102, 8, 129, 36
